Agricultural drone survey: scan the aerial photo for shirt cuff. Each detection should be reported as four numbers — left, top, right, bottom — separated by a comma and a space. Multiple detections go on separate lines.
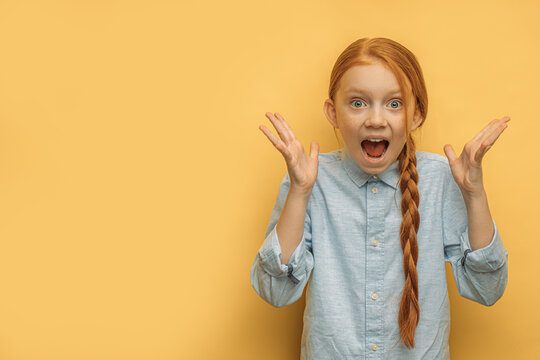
257, 223, 309, 283
460, 219, 508, 272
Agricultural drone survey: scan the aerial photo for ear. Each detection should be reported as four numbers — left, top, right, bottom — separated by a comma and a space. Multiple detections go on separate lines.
323, 99, 339, 129
411, 108, 423, 131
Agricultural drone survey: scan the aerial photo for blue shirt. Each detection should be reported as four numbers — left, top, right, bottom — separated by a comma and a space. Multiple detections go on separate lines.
250, 148, 509, 359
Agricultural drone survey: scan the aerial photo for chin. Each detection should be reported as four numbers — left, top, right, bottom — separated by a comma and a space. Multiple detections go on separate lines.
359, 163, 390, 175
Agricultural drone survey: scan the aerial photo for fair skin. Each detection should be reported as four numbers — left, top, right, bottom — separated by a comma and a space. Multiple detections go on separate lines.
259, 59, 510, 263
323, 61, 423, 175
443, 117, 510, 251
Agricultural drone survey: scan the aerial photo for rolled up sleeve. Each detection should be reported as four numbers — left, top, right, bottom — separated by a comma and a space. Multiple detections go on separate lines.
250, 172, 315, 308
459, 219, 508, 273
442, 164, 509, 306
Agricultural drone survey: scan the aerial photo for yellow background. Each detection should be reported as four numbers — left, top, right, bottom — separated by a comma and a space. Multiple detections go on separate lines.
0, 0, 536, 359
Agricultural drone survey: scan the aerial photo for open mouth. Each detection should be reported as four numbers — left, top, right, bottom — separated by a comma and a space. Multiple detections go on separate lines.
361, 139, 389, 160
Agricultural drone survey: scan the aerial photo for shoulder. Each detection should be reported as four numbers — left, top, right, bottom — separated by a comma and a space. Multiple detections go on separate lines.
417, 150, 450, 171
313, 149, 344, 175
315, 149, 346, 179
416, 150, 453, 184
317, 148, 344, 164
278, 149, 343, 189
416, 150, 448, 166
309, 149, 345, 195
281, 149, 342, 181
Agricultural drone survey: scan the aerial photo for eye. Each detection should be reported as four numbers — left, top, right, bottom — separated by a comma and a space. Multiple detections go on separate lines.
351, 99, 365, 108
388, 100, 402, 109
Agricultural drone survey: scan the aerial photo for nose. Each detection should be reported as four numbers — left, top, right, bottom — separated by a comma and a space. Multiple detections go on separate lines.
364, 107, 387, 128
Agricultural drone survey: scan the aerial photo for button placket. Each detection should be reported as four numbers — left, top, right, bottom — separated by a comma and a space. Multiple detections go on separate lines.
366, 181, 384, 358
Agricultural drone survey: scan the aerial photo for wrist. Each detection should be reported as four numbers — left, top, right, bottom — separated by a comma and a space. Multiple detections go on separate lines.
289, 185, 313, 199
462, 187, 488, 208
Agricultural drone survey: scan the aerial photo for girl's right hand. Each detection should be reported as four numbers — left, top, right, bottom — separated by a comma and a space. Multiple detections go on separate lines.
259, 112, 319, 193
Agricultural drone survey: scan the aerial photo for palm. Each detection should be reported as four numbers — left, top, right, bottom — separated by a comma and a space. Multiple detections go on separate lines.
259, 112, 319, 192
443, 116, 510, 196
284, 140, 318, 189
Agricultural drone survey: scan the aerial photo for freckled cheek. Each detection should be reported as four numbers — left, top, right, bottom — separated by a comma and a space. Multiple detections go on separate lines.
340, 123, 363, 142
339, 115, 364, 129
388, 136, 407, 154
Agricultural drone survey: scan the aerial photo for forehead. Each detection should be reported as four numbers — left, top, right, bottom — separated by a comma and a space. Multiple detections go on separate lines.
340, 63, 407, 96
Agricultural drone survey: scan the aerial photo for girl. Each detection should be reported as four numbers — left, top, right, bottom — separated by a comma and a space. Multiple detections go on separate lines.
250, 37, 509, 359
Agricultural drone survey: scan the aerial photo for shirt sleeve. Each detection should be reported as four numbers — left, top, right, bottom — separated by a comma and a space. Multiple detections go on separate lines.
442, 163, 509, 306
250, 172, 315, 308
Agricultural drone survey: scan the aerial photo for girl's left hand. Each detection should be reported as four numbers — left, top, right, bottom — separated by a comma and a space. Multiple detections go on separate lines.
443, 116, 511, 197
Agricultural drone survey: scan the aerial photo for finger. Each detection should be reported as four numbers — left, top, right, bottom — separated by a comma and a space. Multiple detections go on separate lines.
265, 112, 292, 144
467, 117, 510, 162
474, 118, 510, 161
259, 124, 292, 161
266, 112, 292, 144
259, 124, 284, 148
443, 144, 458, 163
473, 121, 509, 163
274, 112, 298, 143
472, 118, 501, 143
474, 116, 511, 144
310, 141, 319, 160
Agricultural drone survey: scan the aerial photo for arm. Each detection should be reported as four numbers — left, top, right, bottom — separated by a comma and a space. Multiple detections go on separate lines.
250, 172, 315, 308
277, 181, 312, 265
442, 116, 510, 305
463, 188, 495, 251
442, 165, 509, 306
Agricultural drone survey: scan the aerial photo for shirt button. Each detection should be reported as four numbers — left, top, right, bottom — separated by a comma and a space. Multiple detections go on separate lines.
371, 239, 378, 246
371, 187, 378, 194
372, 344, 379, 351
371, 293, 378, 300
373, 175, 378, 179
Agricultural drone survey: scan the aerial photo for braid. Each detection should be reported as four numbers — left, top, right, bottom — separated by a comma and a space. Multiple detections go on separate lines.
396, 135, 421, 349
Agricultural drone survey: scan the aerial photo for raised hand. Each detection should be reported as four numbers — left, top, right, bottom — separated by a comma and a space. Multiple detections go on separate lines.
259, 112, 319, 193
443, 116, 510, 197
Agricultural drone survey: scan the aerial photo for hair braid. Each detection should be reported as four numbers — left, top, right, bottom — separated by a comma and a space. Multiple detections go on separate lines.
397, 135, 421, 349
326, 37, 429, 349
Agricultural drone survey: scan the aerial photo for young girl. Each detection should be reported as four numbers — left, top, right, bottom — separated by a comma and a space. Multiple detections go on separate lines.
250, 37, 509, 359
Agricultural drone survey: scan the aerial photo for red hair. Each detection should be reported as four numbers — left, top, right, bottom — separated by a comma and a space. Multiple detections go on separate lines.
328, 37, 428, 349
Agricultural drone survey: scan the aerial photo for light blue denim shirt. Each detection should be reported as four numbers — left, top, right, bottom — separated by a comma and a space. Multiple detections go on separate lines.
250, 148, 509, 359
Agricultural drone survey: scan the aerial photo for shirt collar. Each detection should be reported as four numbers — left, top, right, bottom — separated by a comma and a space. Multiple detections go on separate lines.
341, 147, 401, 189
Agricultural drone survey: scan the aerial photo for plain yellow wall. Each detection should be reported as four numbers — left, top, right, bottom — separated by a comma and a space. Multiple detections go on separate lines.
0, 0, 537, 359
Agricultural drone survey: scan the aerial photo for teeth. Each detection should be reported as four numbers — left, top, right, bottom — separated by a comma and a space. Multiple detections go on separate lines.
366, 139, 385, 142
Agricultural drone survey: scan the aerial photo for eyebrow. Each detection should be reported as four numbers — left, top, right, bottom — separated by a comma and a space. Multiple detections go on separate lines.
345, 88, 402, 96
